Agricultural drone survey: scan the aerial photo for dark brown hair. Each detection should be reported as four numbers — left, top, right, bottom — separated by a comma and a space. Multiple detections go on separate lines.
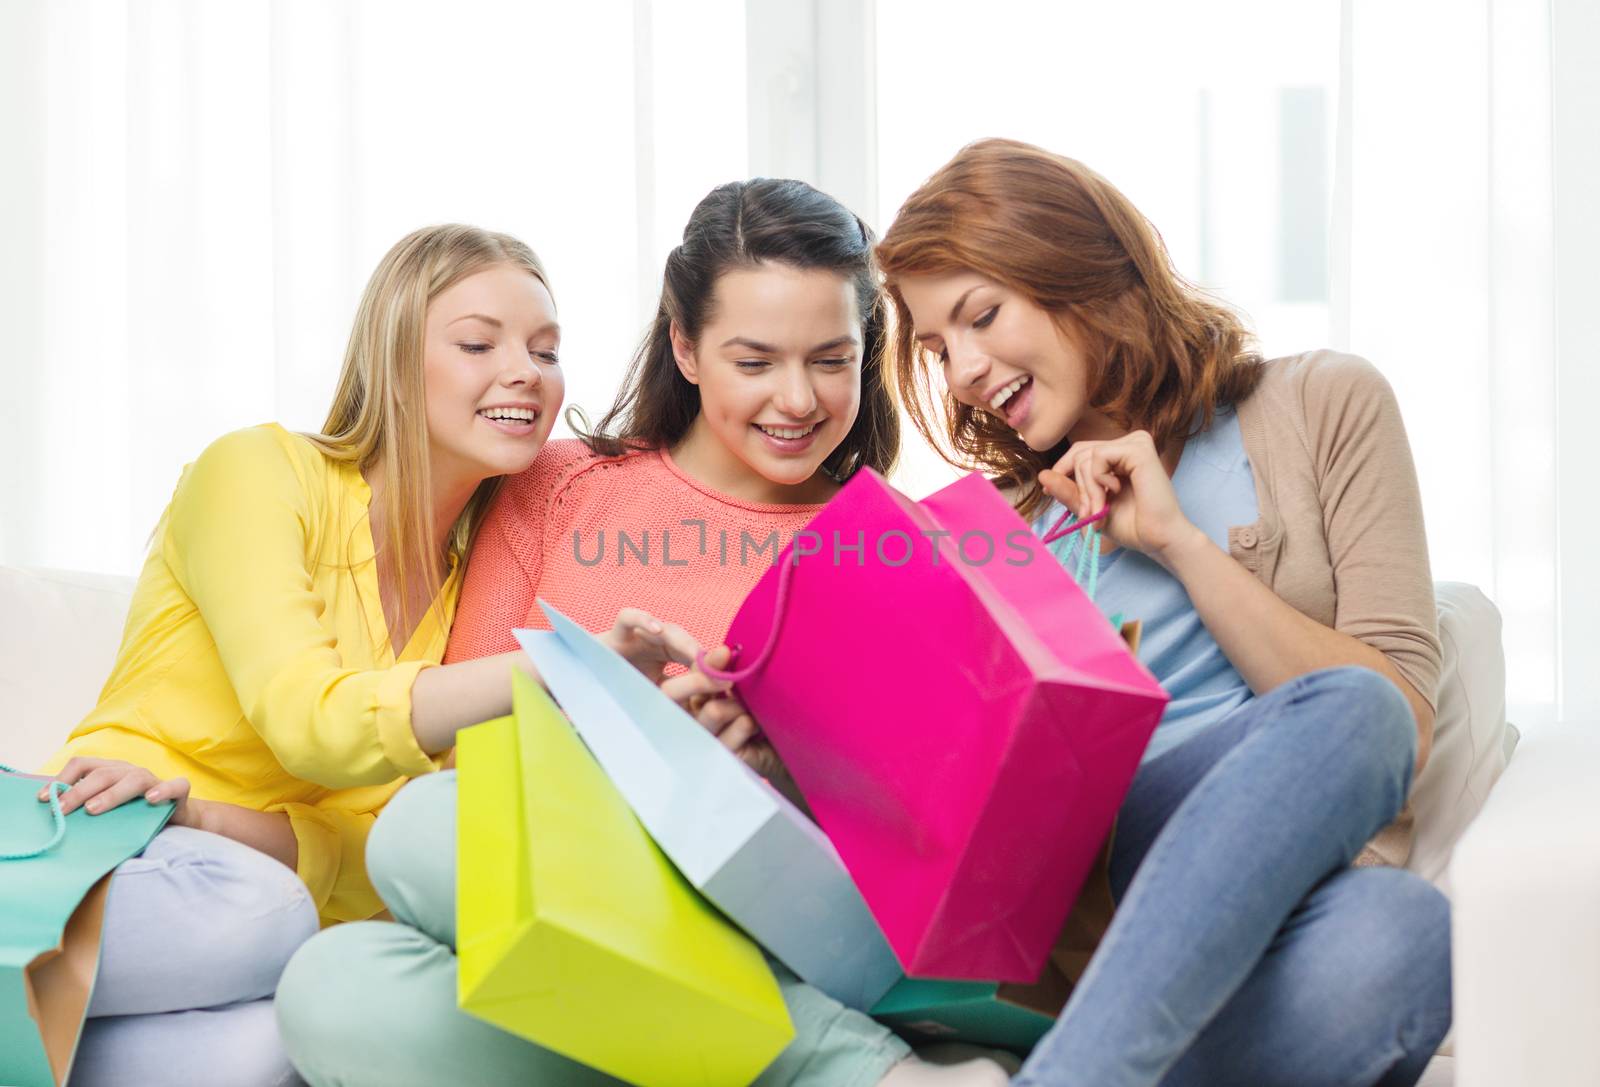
573, 178, 898, 482
877, 138, 1262, 518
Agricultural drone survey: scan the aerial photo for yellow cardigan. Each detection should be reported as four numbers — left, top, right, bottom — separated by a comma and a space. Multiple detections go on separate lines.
46, 424, 458, 924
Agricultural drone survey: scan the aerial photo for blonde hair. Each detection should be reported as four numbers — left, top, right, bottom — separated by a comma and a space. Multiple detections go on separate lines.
307, 224, 553, 641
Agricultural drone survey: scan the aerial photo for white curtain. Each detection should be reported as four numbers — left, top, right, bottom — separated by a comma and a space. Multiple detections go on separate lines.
0, 0, 746, 575
1331, 0, 1559, 725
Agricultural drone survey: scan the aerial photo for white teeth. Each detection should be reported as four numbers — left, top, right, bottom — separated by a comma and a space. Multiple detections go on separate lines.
989, 376, 1030, 412
758, 423, 818, 440
479, 407, 537, 422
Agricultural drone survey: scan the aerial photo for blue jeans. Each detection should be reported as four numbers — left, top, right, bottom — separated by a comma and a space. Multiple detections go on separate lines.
1016, 666, 1452, 1087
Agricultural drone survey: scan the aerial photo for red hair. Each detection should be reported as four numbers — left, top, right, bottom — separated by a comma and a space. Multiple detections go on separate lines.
877, 138, 1263, 518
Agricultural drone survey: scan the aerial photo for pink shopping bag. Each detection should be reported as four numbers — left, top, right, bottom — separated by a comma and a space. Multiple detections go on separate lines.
711, 470, 1168, 982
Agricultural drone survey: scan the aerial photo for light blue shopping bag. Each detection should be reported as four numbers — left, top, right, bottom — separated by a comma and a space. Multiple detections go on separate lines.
0, 766, 172, 1087
518, 602, 901, 1011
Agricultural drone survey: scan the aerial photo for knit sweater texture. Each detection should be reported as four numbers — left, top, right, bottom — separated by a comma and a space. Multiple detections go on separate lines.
445, 439, 825, 662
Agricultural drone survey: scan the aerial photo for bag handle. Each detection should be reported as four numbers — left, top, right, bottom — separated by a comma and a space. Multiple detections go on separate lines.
696, 554, 799, 684
1041, 506, 1104, 601
0, 763, 69, 860
1041, 503, 1107, 544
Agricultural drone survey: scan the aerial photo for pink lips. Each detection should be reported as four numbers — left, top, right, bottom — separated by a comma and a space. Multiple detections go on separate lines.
753, 423, 820, 455
1001, 378, 1033, 431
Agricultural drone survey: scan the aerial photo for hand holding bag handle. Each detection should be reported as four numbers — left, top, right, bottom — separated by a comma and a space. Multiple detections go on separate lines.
0, 765, 68, 860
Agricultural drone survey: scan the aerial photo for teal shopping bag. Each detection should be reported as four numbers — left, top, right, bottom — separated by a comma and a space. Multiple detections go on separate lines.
0, 766, 172, 1087
868, 966, 1072, 1054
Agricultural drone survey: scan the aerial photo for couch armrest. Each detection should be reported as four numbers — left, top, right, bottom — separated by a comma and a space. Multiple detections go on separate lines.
1450, 725, 1600, 1087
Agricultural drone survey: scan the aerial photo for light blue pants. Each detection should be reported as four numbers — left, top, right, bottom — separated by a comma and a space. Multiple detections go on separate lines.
1016, 666, 1453, 1087
274, 771, 912, 1087
70, 825, 319, 1087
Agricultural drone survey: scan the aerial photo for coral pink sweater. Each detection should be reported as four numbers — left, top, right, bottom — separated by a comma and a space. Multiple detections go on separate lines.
445, 439, 825, 662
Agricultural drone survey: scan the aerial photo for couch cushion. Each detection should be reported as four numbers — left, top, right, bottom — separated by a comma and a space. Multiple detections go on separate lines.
1407, 581, 1510, 890
1, 567, 136, 771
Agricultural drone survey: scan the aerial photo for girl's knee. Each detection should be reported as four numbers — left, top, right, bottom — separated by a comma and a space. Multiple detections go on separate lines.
1299, 666, 1417, 783
276, 925, 366, 1052
184, 828, 320, 976
1340, 870, 1454, 1068
366, 771, 456, 906
277, 920, 460, 1086
1332, 869, 1452, 1011
1373, 870, 1451, 992
105, 826, 318, 998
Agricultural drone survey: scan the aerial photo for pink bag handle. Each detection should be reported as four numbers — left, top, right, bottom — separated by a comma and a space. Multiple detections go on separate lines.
1041, 504, 1108, 544
695, 554, 799, 684
1041, 505, 1105, 601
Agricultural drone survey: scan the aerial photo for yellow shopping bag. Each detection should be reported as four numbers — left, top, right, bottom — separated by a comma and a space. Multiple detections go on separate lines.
457, 669, 794, 1086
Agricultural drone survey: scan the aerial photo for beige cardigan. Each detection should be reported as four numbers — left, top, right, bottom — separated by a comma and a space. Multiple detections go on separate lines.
1053, 349, 1441, 986
1233, 351, 1440, 721
1233, 350, 1440, 867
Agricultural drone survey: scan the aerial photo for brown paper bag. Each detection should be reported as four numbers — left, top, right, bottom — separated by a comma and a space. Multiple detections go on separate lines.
20, 875, 112, 1086
1052, 619, 1142, 987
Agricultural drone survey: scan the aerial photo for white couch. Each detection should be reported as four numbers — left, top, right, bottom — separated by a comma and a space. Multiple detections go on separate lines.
3, 566, 1596, 1085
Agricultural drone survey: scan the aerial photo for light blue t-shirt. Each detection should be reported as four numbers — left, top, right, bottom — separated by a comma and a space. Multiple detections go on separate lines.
1035, 409, 1258, 764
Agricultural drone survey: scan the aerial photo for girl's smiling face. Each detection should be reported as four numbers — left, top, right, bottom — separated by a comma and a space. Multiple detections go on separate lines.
671, 262, 862, 502
897, 270, 1109, 451
422, 262, 564, 486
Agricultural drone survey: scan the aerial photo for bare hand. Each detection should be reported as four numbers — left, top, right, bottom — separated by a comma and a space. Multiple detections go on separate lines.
659, 646, 786, 776
598, 607, 701, 684
1040, 429, 1203, 565
41, 757, 199, 828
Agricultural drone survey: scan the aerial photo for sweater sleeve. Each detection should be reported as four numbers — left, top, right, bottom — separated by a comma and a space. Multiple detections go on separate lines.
162, 427, 439, 789
445, 441, 585, 663
1303, 354, 1442, 711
